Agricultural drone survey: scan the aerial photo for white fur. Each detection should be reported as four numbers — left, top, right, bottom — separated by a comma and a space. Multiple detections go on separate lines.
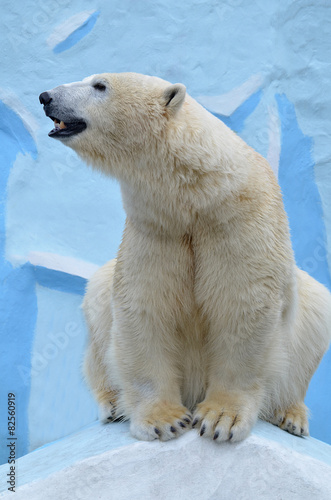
45, 72, 331, 442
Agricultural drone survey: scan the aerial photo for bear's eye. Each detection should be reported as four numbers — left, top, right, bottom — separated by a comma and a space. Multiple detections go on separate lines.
93, 83, 107, 92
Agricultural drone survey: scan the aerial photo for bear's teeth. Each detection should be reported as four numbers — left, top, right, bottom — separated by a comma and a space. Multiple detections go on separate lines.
52, 119, 67, 130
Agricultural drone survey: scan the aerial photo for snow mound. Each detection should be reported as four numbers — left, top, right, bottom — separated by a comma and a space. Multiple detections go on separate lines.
2, 424, 331, 500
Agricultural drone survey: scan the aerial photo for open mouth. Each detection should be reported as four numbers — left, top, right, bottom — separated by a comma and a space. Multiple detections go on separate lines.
48, 116, 87, 138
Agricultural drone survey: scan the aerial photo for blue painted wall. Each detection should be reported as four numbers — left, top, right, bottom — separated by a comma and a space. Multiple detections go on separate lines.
1, 0, 331, 462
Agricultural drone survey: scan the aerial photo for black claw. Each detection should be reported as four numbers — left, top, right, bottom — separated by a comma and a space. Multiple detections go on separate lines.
301, 428, 304, 435
154, 428, 160, 435
109, 402, 117, 415
192, 418, 199, 428
185, 413, 193, 421
200, 424, 206, 436
179, 421, 186, 428
183, 418, 191, 424
229, 432, 233, 440
213, 431, 219, 441
170, 426, 176, 433
107, 416, 114, 421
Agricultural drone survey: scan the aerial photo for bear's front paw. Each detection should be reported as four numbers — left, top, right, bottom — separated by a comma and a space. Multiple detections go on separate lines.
130, 401, 192, 441
193, 393, 258, 443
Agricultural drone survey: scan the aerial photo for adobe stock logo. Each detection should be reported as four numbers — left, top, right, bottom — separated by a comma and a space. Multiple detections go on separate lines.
8, 0, 69, 51
17, 322, 80, 386
302, 237, 329, 277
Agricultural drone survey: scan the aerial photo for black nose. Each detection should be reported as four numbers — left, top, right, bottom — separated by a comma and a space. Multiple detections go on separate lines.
39, 92, 52, 105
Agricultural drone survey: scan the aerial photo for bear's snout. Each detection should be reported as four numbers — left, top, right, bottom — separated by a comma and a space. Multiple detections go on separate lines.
39, 92, 52, 106
40, 89, 87, 140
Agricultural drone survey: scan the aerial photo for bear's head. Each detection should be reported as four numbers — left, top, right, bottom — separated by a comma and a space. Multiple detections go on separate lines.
39, 73, 187, 181
39, 72, 248, 218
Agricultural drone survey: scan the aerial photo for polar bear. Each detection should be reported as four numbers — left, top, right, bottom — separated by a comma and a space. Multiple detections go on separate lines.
39, 73, 331, 442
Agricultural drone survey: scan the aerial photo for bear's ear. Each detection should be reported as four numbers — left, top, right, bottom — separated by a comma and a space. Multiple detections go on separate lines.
162, 84, 186, 114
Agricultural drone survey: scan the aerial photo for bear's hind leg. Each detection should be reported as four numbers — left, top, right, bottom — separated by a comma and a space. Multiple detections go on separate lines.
95, 387, 120, 423
83, 259, 123, 423
83, 340, 123, 423
268, 401, 309, 437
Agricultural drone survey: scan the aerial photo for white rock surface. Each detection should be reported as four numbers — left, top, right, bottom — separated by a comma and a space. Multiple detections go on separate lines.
1, 420, 331, 500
